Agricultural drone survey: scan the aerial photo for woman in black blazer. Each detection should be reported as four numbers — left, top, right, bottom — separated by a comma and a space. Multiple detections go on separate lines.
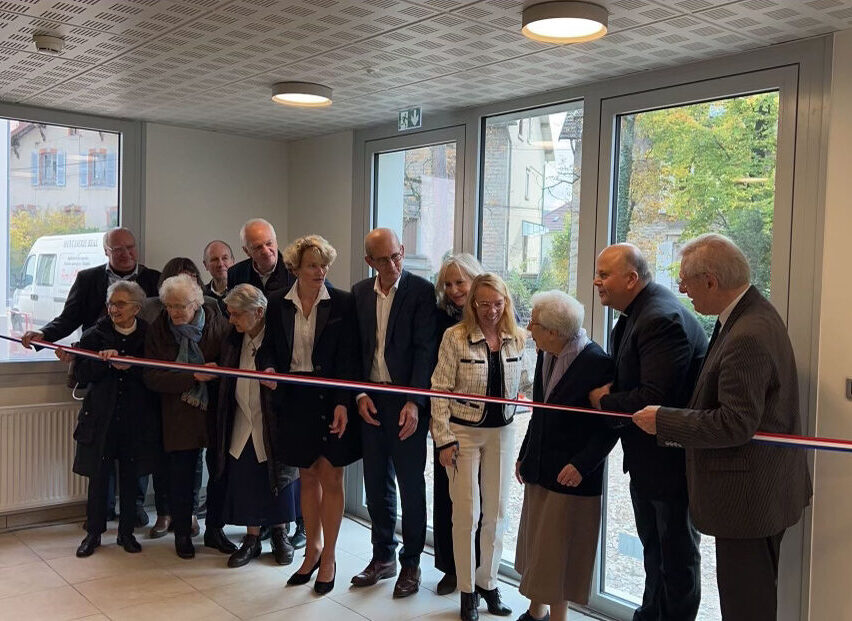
260, 234, 360, 595
515, 290, 616, 621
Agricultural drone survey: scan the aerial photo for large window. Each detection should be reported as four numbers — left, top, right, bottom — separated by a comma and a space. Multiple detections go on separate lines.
1, 120, 121, 363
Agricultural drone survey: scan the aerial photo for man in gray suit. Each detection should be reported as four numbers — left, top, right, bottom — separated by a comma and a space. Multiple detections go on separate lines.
633, 233, 812, 621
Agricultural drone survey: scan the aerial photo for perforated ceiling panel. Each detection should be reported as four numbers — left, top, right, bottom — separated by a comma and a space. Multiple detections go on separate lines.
0, 0, 849, 139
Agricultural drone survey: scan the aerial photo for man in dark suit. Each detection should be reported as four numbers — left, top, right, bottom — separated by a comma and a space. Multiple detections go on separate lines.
227, 218, 296, 295
201, 239, 234, 314
21, 227, 161, 529
350, 228, 438, 599
226, 218, 305, 549
589, 243, 706, 621
634, 234, 812, 621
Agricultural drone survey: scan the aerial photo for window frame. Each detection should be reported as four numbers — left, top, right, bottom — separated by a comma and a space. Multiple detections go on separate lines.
0, 102, 143, 385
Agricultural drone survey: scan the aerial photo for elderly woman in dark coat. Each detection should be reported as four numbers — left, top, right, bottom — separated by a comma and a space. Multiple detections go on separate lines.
144, 273, 229, 559
515, 290, 616, 621
73, 280, 161, 558
215, 283, 300, 569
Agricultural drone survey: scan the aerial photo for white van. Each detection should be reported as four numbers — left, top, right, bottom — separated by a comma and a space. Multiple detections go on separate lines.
9, 232, 107, 333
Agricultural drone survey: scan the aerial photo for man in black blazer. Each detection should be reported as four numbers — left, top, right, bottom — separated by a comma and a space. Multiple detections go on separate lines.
21, 227, 161, 529
634, 234, 811, 621
350, 228, 438, 599
22, 227, 161, 348
589, 243, 706, 621
227, 218, 296, 295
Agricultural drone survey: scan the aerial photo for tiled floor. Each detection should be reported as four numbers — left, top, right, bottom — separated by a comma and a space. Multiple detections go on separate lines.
0, 514, 598, 620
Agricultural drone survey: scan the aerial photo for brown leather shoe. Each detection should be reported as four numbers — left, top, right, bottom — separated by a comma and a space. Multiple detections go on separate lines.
350, 559, 397, 587
393, 565, 421, 598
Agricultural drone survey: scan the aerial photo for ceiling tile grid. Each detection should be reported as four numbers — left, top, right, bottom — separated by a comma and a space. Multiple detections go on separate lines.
0, 0, 848, 139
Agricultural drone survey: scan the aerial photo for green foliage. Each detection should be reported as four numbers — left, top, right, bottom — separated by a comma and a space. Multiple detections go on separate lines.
9, 209, 97, 280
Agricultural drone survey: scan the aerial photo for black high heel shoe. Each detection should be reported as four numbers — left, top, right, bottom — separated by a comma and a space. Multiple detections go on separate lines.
287, 555, 322, 585
314, 562, 336, 595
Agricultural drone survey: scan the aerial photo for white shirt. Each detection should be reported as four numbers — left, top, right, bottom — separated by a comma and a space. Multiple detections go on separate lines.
369, 274, 401, 383
284, 282, 330, 372
718, 286, 750, 329
230, 327, 267, 462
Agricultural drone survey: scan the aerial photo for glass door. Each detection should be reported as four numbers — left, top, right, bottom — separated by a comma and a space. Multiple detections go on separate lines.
345, 126, 466, 533
590, 67, 798, 620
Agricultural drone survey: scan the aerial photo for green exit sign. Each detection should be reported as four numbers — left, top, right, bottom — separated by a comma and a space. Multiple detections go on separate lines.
398, 107, 422, 131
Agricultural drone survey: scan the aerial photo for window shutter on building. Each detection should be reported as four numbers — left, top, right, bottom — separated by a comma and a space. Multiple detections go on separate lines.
57, 151, 66, 186
106, 151, 116, 187
79, 152, 88, 187
31, 152, 38, 186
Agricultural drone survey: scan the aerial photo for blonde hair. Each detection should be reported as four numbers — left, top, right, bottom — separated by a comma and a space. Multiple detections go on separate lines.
435, 253, 484, 310
282, 234, 337, 271
461, 273, 525, 349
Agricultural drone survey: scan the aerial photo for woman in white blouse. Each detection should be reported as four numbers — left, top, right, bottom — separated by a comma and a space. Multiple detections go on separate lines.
214, 284, 300, 569
261, 235, 360, 595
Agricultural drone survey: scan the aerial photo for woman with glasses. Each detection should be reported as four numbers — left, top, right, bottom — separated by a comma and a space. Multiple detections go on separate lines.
144, 273, 229, 559
261, 234, 360, 595
73, 280, 162, 558
432, 253, 484, 596
430, 273, 532, 621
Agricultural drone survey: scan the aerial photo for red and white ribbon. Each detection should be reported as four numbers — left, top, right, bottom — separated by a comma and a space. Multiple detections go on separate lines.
2, 334, 846, 454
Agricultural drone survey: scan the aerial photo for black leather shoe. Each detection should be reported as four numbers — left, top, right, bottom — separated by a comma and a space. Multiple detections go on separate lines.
437, 572, 457, 595
175, 535, 195, 559
271, 527, 294, 565
134, 506, 150, 528
460, 592, 480, 621
393, 565, 421, 598
287, 556, 321, 585
516, 611, 550, 621
76, 533, 101, 558
351, 558, 397, 586
117, 533, 142, 553
314, 561, 336, 595
475, 586, 511, 616
228, 534, 261, 568
290, 518, 306, 549
204, 528, 237, 554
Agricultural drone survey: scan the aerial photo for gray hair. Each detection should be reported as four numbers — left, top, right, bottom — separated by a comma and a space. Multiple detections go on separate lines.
106, 280, 146, 306
530, 290, 584, 339
102, 227, 135, 250
680, 233, 751, 289
240, 218, 276, 247
282, 234, 337, 271
159, 273, 204, 306
223, 283, 268, 314
435, 253, 484, 309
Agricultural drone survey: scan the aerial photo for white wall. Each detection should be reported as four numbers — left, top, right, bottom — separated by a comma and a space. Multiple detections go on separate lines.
144, 124, 288, 272
809, 28, 852, 620
286, 130, 354, 286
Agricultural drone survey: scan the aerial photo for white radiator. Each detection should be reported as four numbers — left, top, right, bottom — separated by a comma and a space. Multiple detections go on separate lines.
0, 402, 87, 513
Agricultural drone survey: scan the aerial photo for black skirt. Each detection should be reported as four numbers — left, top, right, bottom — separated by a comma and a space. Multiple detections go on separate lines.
221, 441, 299, 526
279, 375, 361, 469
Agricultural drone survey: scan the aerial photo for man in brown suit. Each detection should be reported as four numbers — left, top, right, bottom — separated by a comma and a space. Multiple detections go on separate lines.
633, 233, 812, 621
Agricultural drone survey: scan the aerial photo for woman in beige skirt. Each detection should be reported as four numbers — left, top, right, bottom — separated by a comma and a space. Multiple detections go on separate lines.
515, 291, 616, 621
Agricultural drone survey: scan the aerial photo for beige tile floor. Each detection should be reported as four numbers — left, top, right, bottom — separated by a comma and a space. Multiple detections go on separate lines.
0, 514, 598, 621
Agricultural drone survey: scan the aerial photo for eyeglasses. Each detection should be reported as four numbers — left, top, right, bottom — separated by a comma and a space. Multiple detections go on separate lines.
474, 300, 505, 311
106, 244, 136, 254
165, 302, 195, 312
107, 301, 134, 309
371, 252, 403, 267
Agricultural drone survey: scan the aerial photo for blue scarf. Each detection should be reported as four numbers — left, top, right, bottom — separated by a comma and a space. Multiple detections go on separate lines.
169, 306, 208, 410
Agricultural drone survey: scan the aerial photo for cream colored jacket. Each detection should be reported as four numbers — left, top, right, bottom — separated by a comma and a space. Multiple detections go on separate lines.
430, 323, 533, 449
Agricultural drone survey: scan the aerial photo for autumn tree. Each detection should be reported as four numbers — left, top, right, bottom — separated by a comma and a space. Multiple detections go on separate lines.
9, 208, 96, 282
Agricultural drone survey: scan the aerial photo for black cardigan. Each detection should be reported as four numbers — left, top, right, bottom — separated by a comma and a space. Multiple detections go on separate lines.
518, 342, 616, 496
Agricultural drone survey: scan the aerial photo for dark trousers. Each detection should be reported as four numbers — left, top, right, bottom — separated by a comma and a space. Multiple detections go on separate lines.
203, 447, 224, 529
361, 392, 427, 568
630, 482, 701, 621
715, 530, 785, 621
105, 470, 147, 514
149, 450, 203, 516
433, 447, 481, 575
168, 448, 201, 537
88, 455, 138, 537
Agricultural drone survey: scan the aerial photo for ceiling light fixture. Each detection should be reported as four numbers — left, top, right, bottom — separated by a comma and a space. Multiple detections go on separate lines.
271, 82, 332, 107
521, 1, 608, 44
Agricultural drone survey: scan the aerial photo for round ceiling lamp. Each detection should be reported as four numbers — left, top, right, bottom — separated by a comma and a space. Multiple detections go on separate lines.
271, 82, 332, 107
522, 1, 609, 44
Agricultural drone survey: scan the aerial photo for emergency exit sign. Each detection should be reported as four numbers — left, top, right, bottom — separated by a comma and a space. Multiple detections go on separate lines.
398, 107, 422, 131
